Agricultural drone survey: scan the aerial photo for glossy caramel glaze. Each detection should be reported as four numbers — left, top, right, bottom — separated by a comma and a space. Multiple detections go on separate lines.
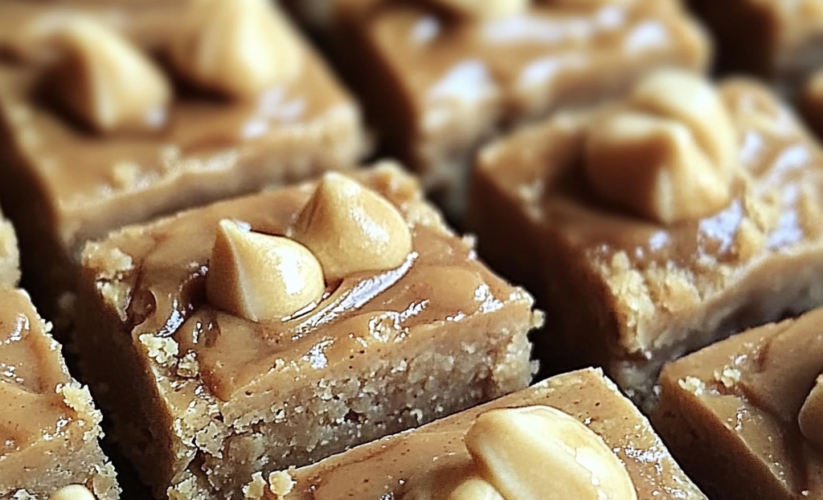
658, 308, 823, 499
83, 165, 530, 401
281, 369, 706, 500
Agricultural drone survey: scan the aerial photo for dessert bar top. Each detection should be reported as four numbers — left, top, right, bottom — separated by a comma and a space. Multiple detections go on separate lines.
476, 77, 823, 350
0, 287, 116, 499
80, 163, 538, 404
362, 0, 707, 122
661, 308, 823, 498
275, 368, 706, 500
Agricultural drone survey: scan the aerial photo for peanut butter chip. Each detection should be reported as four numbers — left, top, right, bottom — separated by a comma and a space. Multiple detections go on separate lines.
585, 70, 735, 225
51, 17, 171, 134
464, 406, 638, 500
206, 220, 325, 322
630, 70, 736, 175
448, 477, 506, 500
799, 375, 823, 448
432, 0, 527, 19
290, 172, 413, 282
169, 0, 303, 98
49, 485, 96, 500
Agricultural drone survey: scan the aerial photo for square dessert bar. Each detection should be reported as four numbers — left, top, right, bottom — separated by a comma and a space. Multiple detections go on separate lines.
654, 307, 823, 500
0, 0, 366, 322
0, 287, 119, 499
687, 0, 823, 90
73, 164, 541, 499
247, 368, 706, 500
343, 0, 709, 214
467, 70, 823, 406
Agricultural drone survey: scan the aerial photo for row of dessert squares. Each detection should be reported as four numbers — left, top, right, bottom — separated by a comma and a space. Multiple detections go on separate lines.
0, 0, 821, 498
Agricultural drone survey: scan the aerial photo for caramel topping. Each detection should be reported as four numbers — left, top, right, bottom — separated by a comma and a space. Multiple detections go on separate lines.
168, 0, 303, 99
49, 485, 96, 500
463, 406, 637, 500
431, 0, 528, 19
49, 17, 171, 134
205, 220, 325, 322
290, 172, 413, 282
585, 71, 735, 225
800, 375, 823, 448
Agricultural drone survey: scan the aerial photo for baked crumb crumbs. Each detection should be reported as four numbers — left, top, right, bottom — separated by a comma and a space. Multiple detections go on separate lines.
268, 471, 295, 498
678, 376, 706, 396
243, 472, 267, 499
713, 367, 741, 388
140, 334, 180, 365
59, 381, 104, 439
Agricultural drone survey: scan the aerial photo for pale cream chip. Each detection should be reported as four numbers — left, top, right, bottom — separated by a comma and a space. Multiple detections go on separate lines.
630, 69, 736, 179
169, 0, 303, 98
289, 172, 413, 282
585, 70, 736, 225
585, 110, 731, 225
206, 220, 325, 322
464, 406, 637, 500
51, 17, 171, 134
48, 485, 96, 500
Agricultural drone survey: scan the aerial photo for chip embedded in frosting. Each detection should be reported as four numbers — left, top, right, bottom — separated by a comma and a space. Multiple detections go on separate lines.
403, 405, 637, 500
206, 220, 326, 322
168, 0, 303, 98
584, 70, 736, 225
289, 172, 413, 282
49, 16, 171, 134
